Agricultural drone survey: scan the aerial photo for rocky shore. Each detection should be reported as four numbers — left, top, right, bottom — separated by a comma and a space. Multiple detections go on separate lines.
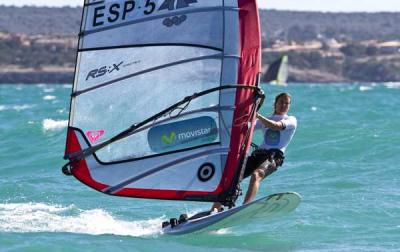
1, 32, 400, 84
1, 6, 400, 84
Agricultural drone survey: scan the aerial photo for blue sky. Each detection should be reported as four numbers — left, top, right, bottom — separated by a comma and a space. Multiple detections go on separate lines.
0, 0, 399, 12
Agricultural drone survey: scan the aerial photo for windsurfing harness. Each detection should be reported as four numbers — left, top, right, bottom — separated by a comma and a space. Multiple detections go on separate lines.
63, 0, 262, 205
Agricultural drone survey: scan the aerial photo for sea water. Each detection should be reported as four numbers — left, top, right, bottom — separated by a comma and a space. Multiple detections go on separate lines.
0, 83, 399, 251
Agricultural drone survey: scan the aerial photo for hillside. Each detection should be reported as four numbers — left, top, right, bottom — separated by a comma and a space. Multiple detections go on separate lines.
260, 10, 400, 42
0, 6, 400, 83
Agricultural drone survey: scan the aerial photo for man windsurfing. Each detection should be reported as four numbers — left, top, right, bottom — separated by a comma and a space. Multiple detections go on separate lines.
212, 92, 297, 211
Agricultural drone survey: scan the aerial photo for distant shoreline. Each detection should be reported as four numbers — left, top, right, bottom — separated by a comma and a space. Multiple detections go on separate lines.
1, 7, 400, 83
0, 71, 74, 84
0, 71, 389, 85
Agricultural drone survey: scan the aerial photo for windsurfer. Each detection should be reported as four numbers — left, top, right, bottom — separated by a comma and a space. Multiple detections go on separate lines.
211, 92, 297, 212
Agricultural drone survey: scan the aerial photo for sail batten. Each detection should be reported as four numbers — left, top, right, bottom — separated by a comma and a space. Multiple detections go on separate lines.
72, 52, 225, 97
79, 43, 224, 53
64, 0, 262, 204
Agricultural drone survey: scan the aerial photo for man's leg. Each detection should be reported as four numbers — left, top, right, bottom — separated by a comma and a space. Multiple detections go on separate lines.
242, 157, 279, 205
242, 168, 265, 204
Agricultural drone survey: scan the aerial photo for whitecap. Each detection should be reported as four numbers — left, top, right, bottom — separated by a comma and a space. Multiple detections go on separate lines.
13, 104, 35, 111
0, 202, 162, 237
0, 105, 6, 111
359, 86, 373, 92
44, 88, 55, 93
42, 119, 68, 131
384, 82, 400, 89
210, 228, 233, 235
311, 106, 318, 111
43, 95, 56, 100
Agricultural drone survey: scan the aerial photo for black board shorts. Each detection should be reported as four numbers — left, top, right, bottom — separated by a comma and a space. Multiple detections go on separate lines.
243, 149, 285, 179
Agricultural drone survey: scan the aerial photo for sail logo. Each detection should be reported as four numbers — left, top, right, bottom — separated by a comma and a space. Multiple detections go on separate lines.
177, 128, 212, 141
158, 0, 198, 11
86, 130, 105, 143
161, 132, 176, 144
159, 0, 196, 27
86, 61, 123, 81
160, 128, 212, 145
163, 15, 187, 27
148, 116, 218, 153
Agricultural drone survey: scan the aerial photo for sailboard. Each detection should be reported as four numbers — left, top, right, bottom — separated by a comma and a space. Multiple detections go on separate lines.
263, 55, 288, 86
162, 192, 301, 235
62, 0, 263, 205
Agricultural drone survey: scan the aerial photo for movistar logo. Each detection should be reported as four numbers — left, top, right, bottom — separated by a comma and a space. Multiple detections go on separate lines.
161, 128, 212, 145
148, 116, 218, 153
177, 128, 212, 140
161, 132, 176, 144
159, 0, 198, 11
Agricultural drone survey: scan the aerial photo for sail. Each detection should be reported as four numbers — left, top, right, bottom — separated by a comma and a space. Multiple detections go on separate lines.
263, 55, 288, 85
63, 0, 262, 203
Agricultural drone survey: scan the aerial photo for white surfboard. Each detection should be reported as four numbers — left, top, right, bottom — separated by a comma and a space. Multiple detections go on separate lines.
162, 192, 301, 235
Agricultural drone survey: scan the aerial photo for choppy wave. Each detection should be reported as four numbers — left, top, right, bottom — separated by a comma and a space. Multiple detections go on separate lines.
359, 85, 373, 92
1, 83, 399, 250
43, 88, 55, 93
0, 104, 36, 111
0, 202, 162, 237
42, 119, 68, 131
43, 95, 57, 100
384, 82, 400, 89
57, 108, 67, 114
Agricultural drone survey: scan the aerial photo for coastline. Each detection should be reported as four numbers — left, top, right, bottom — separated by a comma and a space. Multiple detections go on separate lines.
1, 7, 400, 84
0, 68, 392, 85
0, 68, 343, 84
0, 70, 74, 84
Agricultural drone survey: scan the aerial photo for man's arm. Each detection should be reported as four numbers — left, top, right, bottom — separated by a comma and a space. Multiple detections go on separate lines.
256, 113, 285, 130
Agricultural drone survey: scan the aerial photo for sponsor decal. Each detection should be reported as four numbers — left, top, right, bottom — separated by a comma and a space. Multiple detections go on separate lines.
161, 132, 176, 144
197, 163, 215, 182
148, 116, 218, 153
265, 129, 280, 146
86, 61, 123, 81
163, 15, 187, 27
86, 130, 105, 143
85, 60, 141, 81
158, 0, 197, 11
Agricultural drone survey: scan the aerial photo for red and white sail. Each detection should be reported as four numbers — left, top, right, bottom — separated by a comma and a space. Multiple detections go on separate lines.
64, 0, 261, 202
